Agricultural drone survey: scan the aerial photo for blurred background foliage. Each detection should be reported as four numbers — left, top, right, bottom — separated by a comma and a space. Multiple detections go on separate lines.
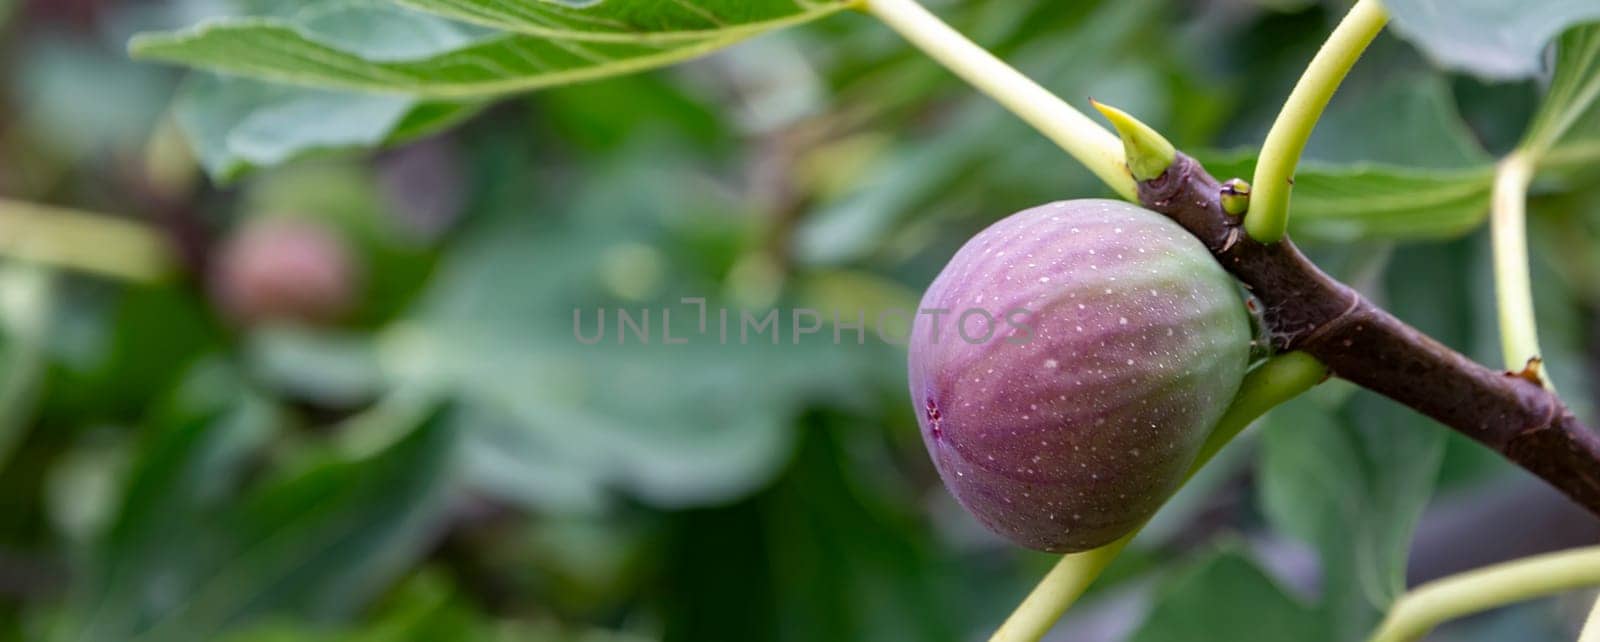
0, 0, 1597, 641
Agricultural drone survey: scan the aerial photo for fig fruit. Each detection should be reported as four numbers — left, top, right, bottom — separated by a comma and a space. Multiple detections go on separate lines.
211, 217, 361, 326
909, 199, 1250, 552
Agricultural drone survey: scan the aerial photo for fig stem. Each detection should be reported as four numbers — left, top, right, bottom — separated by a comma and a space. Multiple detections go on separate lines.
0, 199, 176, 283
1246, 0, 1388, 244
1490, 152, 1552, 388
859, 0, 1138, 200
1368, 545, 1600, 642
987, 537, 1128, 642
1194, 351, 1328, 464
989, 352, 1327, 642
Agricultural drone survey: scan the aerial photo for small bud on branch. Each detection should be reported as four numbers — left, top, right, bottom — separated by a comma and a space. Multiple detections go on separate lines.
1090, 100, 1175, 182
1220, 179, 1251, 216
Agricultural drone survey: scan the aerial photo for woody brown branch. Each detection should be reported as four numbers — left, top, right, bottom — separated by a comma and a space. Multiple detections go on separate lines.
1138, 153, 1600, 514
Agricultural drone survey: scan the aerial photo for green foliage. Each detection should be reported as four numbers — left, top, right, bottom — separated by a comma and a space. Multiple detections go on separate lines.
0, 268, 53, 471
395, 0, 851, 38
1204, 75, 1496, 241
0, 1, 1592, 641
128, 0, 850, 97
17, 36, 172, 163
219, 573, 492, 642
1521, 24, 1600, 175
38, 285, 223, 427
1128, 544, 1320, 642
129, 0, 849, 177
53, 378, 457, 642
391, 154, 895, 511
174, 74, 480, 181
1258, 393, 1444, 641
658, 421, 976, 642
1203, 155, 1493, 241
1384, 0, 1600, 79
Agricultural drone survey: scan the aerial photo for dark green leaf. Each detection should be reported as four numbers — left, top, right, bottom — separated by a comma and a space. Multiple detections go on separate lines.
392, 154, 888, 511
1128, 544, 1322, 642
40, 285, 224, 426
660, 422, 970, 642
1202, 154, 1493, 241
62, 362, 279, 642
1257, 393, 1444, 641
1200, 77, 1494, 241
0, 267, 54, 473
220, 572, 491, 642
60, 394, 457, 642
1302, 75, 1492, 169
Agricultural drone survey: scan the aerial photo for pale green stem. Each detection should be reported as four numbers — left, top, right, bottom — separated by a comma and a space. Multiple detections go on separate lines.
1490, 152, 1550, 385
989, 352, 1328, 642
859, 0, 1137, 200
988, 537, 1131, 642
1581, 594, 1600, 642
1246, 0, 1388, 243
0, 199, 175, 283
1369, 546, 1600, 642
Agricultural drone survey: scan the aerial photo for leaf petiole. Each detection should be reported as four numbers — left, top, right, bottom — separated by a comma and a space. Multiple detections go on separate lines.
859, 0, 1136, 200
0, 199, 175, 283
1489, 151, 1550, 385
1247, 0, 1388, 243
1369, 545, 1600, 642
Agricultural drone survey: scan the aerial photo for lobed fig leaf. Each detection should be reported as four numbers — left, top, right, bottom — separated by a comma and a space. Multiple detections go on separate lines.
908, 199, 1251, 552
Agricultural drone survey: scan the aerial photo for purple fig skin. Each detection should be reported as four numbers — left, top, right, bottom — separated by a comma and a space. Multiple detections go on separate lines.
908, 199, 1250, 553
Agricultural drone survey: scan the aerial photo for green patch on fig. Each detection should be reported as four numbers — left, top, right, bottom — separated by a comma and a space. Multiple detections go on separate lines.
909, 199, 1251, 553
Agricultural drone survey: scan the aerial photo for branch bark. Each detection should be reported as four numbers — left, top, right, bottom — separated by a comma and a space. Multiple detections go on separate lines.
1139, 153, 1600, 515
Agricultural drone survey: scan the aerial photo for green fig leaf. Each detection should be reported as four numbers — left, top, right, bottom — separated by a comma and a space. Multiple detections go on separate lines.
1128, 544, 1323, 642
175, 73, 481, 181
60, 372, 457, 642
1384, 0, 1600, 80
1520, 24, 1600, 177
1201, 76, 1495, 242
1258, 393, 1443, 641
129, 0, 851, 98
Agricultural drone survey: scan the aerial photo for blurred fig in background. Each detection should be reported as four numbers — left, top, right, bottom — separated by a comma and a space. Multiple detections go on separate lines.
210, 217, 363, 326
